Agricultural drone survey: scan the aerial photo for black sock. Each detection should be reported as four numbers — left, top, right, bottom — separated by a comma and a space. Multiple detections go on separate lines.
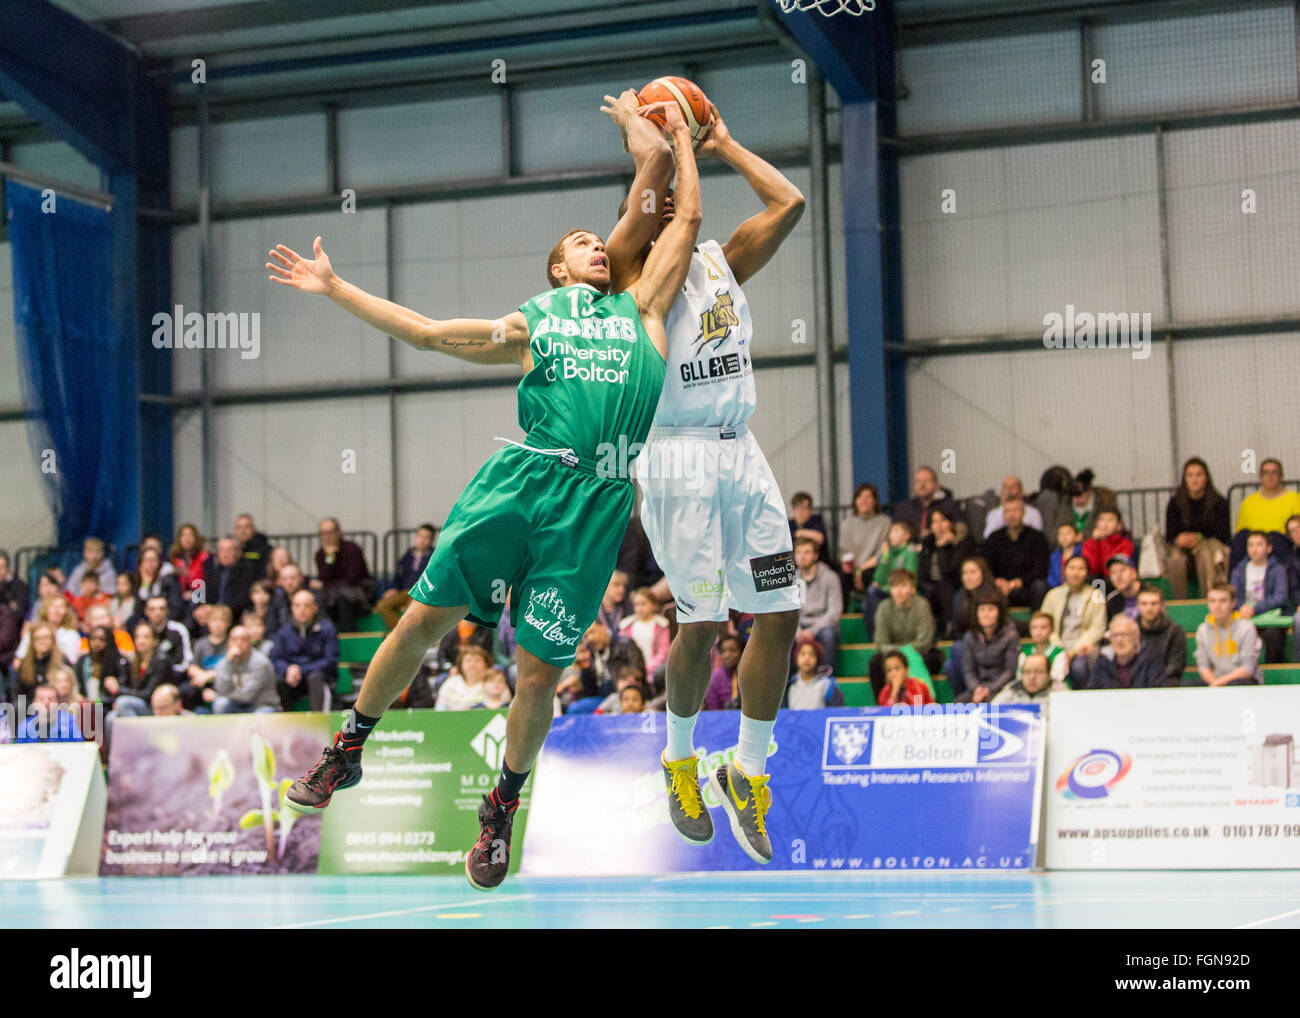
336, 709, 380, 754
494, 762, 529, 805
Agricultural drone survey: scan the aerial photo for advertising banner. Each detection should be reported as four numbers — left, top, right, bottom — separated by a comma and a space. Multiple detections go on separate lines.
1046, 687, 1300, 869
0, 743, 106, 879
318, 708, 531, 876
521, 705, 1044, 875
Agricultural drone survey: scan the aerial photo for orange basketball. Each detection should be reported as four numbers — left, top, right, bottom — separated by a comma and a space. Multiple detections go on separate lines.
637, 76, 713, 146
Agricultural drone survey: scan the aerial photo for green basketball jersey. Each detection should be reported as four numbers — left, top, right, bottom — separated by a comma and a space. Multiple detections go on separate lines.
516, 284, 666, 468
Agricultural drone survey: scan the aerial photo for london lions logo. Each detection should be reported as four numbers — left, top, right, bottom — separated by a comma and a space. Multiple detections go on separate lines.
522, 585, 583, 647
471, 713, 509, 771
1056, 749, 1132, 800
830, 721, 871, 766
693, 290, 739, 356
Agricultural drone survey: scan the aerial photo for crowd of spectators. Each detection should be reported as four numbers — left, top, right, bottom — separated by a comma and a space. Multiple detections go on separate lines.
4, 455, 1298, 742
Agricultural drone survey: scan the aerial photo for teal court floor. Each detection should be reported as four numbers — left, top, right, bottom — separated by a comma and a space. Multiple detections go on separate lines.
3, 871, 1298, 929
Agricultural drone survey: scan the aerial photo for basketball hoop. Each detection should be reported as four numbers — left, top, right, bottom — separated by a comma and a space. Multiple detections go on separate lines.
776, 0, 874, 15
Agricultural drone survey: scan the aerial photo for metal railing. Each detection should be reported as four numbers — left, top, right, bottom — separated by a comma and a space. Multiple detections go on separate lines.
267, 531, 381, 581
1227, 479, 1300, 525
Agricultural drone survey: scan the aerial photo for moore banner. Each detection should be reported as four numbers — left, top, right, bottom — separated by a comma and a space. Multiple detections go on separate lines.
100, 710, 528, 877
1046, 687, 1300, 869
521, 705, 1044, 875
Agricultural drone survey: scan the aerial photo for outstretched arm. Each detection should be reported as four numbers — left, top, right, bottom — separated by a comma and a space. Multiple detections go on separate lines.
698, 104, 805, 287
267, 237, 529, 366
629, 104, 702, 343
602, 90, 675, 293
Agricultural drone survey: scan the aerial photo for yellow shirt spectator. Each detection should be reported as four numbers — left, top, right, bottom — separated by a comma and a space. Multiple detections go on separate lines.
1235, 488, 1300, 534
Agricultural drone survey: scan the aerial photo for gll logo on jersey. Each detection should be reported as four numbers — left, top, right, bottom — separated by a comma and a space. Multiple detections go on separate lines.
826, 719, 872, 767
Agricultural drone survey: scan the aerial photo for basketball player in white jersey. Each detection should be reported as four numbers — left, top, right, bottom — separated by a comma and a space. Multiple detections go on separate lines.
609, 99, 805, 863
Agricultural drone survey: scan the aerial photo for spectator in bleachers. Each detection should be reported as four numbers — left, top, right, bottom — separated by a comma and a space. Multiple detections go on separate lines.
838, 482, 892, 602
110, 571, 139, 630
247, 579, 273, 626
267, 563, 306, 636
13, 623, 65, 695
212, 625, 281, 714
1030, 465, 1076, 538
186, 603, 233, 710
865, 520, 919, 637
595, 664, 647, 714
63, 537, 117, 598
312, 517, 374, 633
957, 594, 1020, 703
435, 619, 497, 677
1195, 583, 1262, 686
619, 683, 648, 714
1018, 611, 1069, 685
271, 589, 340, 711
951, 555, 996, 640
28, 570, 64, 623
983, 476, 1045, 538
141, 595, 193, 684
1047, 522, 1083, 588
203, 536, 256, 621
982, 498, 1051, 609
48, 665, 89, 726
240, 611, 274, 656
1104, 554, 1143, 621
556, 641, 607, 713
1080, 508, 1135, 580
68, 572, 110, 623
795, 536, 843, 668
0, 551, 31, 620
596, 570, 632, 637
1135, 585, 1187, 685
1230, 530, 1290, 664
108, 622, 174, 718
1231, 459, 1300, 570
783, 640, 843, 709
169, 523, 210, 604
994, 652, 1065, 717
1086, 615, 1168, 689
788, 491, 830, 563
617, 587, 670, 690
1068, 468, 1118, 540
17, 596, 84, 663
0, 596, 20, 688
134, 545, 184, 621
150, 684, 188, 717
375, 524, 435, 630
1283, 514, 1300, 606
1163, 456, 1230, 599
894, 465, 960, 540
16, 683, 82, 743
917, 506, 976, 635
869, 569, 942, 698
75, 625, 129, 702
482, 668, 513, 710
875, 649, 934, 708
266, 545, 292, 583
704, 634, 744, 710
234, 514, 274, 577
78, 603, 134, 656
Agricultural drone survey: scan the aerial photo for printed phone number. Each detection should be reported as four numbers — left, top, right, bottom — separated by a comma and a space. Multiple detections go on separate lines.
1221, 824, 1300, 838
344, 831, 437, 846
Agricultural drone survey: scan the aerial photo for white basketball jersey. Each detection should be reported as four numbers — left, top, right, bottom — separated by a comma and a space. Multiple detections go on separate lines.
653, 239, 757, 429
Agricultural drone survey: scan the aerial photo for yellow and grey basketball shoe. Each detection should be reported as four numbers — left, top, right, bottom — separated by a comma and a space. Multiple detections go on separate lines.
661, 752, 714, 845
709, 760, 773, 864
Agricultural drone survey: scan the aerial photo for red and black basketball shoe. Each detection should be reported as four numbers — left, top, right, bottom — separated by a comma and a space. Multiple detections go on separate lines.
465, 790, 518, 891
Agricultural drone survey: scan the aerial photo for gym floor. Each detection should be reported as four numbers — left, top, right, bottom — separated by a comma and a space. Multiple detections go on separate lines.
4, 871, 1298, 929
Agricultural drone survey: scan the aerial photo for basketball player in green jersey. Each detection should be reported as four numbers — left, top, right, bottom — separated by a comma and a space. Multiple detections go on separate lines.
266, 97, 700, 891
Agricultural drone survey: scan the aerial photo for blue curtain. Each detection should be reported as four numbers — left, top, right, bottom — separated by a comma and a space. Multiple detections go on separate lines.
6, 180, 139, 554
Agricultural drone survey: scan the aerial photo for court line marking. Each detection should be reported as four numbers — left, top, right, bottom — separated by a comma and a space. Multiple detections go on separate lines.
268, 894, 533, 929
1234, 907, 1300, 929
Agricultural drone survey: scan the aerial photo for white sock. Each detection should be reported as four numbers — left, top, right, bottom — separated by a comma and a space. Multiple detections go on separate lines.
737, 715, 776, 777
666, 708, 698, 761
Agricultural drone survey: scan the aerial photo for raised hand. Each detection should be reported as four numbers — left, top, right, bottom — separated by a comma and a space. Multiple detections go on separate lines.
600, 89, 641, 126
267, 236, 333, 296
694, 101, 730, 157
637, 99, 688, 139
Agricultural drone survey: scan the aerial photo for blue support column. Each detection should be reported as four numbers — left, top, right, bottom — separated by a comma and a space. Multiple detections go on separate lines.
766, 0, 906, 503
0, 0, 172, 545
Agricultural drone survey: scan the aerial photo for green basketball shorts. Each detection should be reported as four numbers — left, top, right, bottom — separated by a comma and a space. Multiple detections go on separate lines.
409, 444, 633, 667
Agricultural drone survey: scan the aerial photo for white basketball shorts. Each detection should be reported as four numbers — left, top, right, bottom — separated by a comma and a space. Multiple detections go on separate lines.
635, 423, 802, 623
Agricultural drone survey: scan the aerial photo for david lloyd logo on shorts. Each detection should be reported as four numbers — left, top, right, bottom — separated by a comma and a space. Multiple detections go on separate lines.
522, 586, 582, 647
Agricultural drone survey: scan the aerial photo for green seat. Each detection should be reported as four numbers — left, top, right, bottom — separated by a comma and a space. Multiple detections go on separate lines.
339, 633, 384, 659
839, 614, 869, 644
1263, 665, 1300, 685
355, 613, 388, 633
1166, 600, 1208, 630
840, 678, 875, 707
836, 644, 876, 676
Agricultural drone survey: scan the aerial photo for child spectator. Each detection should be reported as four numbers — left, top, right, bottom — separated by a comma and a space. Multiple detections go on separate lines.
1104, 554, 1143, 621
617, 587, 670, 688
1068, 468, 1119, 540
1135, 584, 1187, 685
248, 580, 274, 625
68, 572, 110, 623
482, 669, 513, 710
435, 644, 492, 711
595, 666, 648, 714
865, 521, 918, 638
704, 635, 744, 710
241, 611, 274, 655
958, 594, 1019, 704
875, 649, 934, 707
1046, 522, 1082, 588
1230, 530, 1290, 663
110, 572, 139, 630
187, 604, 234, 709
788, 491, 830, 563
993, 652, 1065, 718
869, 569, 942, 698
783, 640, 843, 709
1195, 583, 1262, 686
1081, 508, 1134, 579
64, 536, 117, 598
1018, 611, 1068, 684
619, 683, 648, 714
